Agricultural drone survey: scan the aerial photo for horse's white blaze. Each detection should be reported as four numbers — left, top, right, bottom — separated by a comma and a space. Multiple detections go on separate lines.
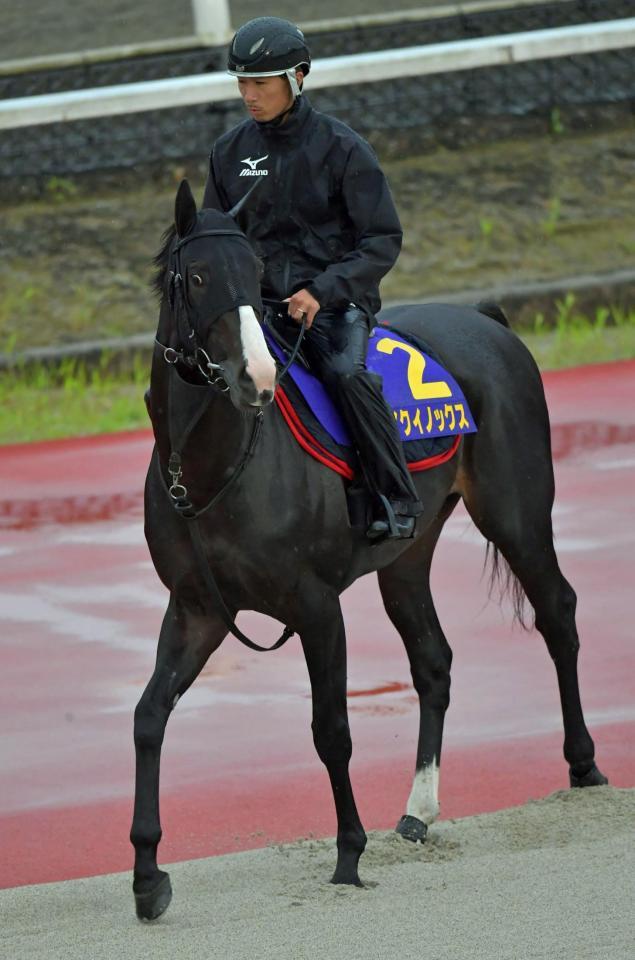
239, 305, 276, 396
406, 760, 440, 825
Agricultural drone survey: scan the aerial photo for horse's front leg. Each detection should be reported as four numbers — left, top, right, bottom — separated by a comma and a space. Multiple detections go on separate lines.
130, 595, 226, 920
300, 599, 367, 885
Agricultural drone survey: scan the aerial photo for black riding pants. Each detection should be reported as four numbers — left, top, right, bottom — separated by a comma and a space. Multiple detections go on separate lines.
302, 306, 422, 518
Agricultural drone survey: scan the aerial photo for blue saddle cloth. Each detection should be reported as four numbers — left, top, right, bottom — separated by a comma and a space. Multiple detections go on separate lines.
265, 323, 477, 453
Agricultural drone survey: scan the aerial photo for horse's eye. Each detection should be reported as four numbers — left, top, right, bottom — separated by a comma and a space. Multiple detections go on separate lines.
192, 274, 204, 287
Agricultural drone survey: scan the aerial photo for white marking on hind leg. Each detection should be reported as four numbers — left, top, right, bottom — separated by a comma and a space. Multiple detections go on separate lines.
238, 304, 276, 396
406, 760, 439, 825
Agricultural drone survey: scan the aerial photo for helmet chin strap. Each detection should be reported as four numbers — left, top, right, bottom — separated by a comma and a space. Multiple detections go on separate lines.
285, 68, 302, 98
255, 77, 303, 128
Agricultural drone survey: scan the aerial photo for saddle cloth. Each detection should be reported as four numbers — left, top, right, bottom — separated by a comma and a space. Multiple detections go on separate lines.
265, 323, 477, 481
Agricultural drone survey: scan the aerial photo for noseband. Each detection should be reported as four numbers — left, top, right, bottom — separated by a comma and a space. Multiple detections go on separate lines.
155, 227, 255, 390
156, 227, 306, 390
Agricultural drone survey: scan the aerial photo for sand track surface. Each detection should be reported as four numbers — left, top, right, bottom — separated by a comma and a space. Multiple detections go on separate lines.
3, 786, 633, 960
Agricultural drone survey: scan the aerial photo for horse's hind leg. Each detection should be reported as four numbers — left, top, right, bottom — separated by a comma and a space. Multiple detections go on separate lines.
130, 596, 226, 920
299, 595, 367, 885
461, 459, 608, 788
377, 496, 459, 843
503, 548, 606, 786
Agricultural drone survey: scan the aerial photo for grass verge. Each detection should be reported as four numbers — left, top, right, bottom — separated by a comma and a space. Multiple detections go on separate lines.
1, 300, 634, 445
519, 299, 635, 370
0, 354, 149, 445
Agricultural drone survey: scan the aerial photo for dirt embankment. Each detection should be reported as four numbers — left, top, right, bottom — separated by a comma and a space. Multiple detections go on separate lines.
1, 124, 633, 353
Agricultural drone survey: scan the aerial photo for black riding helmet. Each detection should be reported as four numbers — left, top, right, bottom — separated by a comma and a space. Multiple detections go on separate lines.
227, 17, 311, 98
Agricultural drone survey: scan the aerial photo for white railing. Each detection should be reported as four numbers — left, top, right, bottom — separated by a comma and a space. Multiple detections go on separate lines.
0, 1, 582, 76
1, 19, 633, 131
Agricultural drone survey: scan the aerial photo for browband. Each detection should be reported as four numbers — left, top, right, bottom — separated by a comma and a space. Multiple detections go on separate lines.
173, 228, 250, 253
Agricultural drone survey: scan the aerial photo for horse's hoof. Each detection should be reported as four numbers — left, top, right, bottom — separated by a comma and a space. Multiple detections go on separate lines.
330, 869, 363, 887
396, 814, 428, 843
330, 850, 364, 887
570, 764, 609, 788
134, 871, 172, 922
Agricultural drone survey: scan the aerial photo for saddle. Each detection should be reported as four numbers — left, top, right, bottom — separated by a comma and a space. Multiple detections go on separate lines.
262, 303, 477, 486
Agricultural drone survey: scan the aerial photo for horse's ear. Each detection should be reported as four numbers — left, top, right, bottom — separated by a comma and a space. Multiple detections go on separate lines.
175, 179, 197, 238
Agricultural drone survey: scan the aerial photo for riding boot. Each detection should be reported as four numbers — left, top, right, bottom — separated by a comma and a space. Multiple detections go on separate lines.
366, 505, 416, 542
300, 305, 422, 541
333, 369, 422, 539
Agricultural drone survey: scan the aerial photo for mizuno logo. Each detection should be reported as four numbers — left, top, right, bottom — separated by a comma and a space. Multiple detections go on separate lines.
241, 155, 269, 170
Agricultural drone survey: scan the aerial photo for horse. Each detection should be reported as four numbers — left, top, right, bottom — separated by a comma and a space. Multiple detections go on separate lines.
130, 179, 607, 920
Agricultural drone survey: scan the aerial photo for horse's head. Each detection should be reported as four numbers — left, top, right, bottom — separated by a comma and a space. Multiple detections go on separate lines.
161, 179, 276, 410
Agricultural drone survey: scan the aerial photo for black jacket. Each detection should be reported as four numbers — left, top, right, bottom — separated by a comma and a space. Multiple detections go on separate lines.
202, 95, 402, 317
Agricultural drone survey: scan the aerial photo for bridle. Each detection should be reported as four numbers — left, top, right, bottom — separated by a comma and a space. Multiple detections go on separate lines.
155, 339, 229, 392
153, 224, 300, 653
154, 226, 252, 390
155, 227, 306, 388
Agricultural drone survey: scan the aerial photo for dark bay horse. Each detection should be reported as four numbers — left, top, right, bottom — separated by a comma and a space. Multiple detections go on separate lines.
131, 180, 607, 920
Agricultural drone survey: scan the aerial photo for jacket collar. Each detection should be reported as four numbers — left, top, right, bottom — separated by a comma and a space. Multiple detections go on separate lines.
255, 95, 313, 138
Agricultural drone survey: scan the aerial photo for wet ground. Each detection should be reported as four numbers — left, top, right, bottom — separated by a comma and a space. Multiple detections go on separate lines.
1, 361, 633, 889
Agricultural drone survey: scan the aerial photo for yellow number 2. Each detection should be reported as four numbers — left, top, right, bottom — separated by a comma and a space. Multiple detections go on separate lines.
376, 338, 452, 400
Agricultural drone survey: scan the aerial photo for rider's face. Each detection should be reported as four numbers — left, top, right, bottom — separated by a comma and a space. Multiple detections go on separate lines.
237, 75, 297, 122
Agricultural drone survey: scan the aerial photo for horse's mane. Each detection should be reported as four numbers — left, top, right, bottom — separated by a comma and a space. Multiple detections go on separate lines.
152, 223, 177, 299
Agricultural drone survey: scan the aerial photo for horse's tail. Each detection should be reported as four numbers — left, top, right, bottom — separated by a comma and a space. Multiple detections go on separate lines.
484, 542, 533, 630
476, 300, 510, 328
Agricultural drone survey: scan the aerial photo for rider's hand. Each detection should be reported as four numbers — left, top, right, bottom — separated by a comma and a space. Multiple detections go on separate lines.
284, 289, 320, 329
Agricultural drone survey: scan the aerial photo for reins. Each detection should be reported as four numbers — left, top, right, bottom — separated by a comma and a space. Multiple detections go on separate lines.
262, 297, 307, 382
156, 379, 293, 652
153, 226, 304, 654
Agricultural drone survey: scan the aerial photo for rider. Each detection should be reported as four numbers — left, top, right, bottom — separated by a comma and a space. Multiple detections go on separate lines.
203, 16, 423, 540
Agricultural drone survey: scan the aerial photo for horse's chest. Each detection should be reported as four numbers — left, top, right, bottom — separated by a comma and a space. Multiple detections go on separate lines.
210, 545, 300, 620
208, 517, 348, 619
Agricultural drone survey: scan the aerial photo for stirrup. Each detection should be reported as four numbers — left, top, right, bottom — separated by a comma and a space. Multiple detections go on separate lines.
378, 494, 399, 537
366, 495, 415, 542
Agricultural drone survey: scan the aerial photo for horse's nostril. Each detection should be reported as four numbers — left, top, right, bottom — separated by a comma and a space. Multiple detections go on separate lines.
260, 389, 274, 405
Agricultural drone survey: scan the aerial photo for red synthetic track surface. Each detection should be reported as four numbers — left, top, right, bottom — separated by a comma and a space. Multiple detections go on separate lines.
1, 361, 633, 889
